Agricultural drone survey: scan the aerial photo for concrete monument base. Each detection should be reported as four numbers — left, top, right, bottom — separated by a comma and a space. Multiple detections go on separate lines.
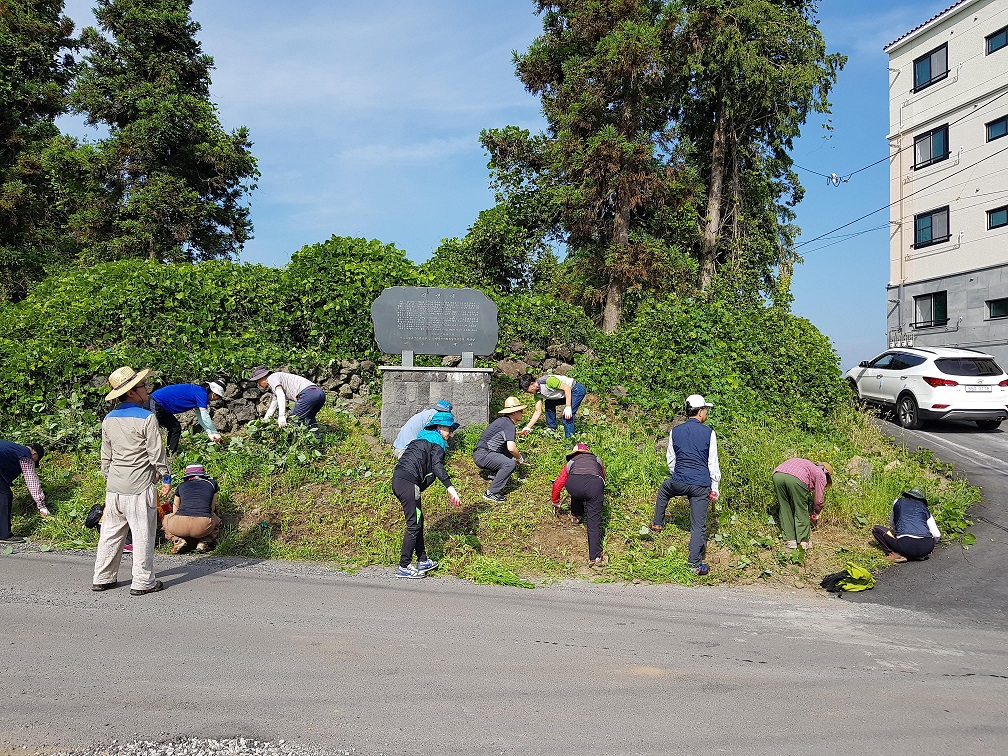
379, 366, 493, 443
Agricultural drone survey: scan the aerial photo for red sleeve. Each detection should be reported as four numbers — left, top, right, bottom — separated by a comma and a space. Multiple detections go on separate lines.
551, 463, 571, 504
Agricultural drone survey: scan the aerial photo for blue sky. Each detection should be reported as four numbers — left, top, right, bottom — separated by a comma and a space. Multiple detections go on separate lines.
58, 0, 955, 368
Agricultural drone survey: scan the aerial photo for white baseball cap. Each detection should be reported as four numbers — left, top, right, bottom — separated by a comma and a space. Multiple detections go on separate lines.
208, 381, 226, 398
685, 394, 713, 411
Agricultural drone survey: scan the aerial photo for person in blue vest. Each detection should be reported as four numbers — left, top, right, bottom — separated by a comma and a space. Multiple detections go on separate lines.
391, 410, 461, 578
643, 394, 721, 576
149, 381, 225, 453
0, 440, 47, 543
872, 488, 941, 561
392, 399, 453, 459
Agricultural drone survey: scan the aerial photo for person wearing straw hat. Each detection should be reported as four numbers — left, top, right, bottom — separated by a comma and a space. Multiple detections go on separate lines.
643, 394, 721, 576
473, 397, 528, 504
149, 381, 226, 453
163, 463, 222, 554
392, 399, 453, 459
0, 440, 47, 543
92, 366, 171, 596
551, 442, 607, 566
249, 366, 325, 440
771, 458, 833, 550
872, 487, 941, 562
391, 411, 462, 578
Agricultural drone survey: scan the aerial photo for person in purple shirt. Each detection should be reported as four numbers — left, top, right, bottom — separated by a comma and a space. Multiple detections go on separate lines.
149, 382, 225, 454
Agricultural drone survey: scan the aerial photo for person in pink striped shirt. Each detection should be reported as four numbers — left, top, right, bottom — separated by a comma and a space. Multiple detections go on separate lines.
771, 458, 833, 550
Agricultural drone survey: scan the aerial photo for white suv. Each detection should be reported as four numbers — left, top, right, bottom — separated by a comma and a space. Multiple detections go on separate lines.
845, 347, 1008, 430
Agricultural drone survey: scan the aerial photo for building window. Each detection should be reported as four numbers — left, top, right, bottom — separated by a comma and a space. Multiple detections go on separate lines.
988, 26, 1008, 55
989, 206, 1008, 229
914, 206, 950, 247
914, 44, 948, 91
987, 115, 1008, 142
913, 125, 949, 168
914, 291, 948, 328
989, 298, 1008, 319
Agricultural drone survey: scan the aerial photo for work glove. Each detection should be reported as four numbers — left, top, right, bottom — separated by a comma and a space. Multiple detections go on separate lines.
446, 486, 461, 507
563, 405, 573, 420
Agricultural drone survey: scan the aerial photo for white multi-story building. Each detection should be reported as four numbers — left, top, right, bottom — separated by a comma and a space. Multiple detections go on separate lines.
885, 0, 1008, 364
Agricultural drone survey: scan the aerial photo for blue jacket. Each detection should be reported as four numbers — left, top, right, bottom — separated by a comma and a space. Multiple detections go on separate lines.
670, 419, 715, 488
0, 441, 32, 486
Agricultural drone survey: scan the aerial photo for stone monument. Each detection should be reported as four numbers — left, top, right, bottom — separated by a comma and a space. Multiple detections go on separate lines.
372, 287, 497, 442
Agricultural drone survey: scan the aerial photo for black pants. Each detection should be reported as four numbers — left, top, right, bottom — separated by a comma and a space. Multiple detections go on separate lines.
565, 474, 604, 560
393, 477, 426, 568
0, 482, 13, 539
872, 526, 936, 559
154, 403, 182, 454
653, 479, 710, 568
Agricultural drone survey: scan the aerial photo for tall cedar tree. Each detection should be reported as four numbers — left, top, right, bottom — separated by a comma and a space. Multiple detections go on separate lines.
0, 0, 76, 300
483, 0, 683, 333
484, 0, 842, 330
70, 0, 258, 263
675, 0, 844, 295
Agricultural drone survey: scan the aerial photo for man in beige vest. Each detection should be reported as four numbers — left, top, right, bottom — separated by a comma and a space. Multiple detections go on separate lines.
92, 366, 172, 595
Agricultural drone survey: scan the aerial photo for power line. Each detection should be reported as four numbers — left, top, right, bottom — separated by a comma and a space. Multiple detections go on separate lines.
795, 139, 1008, 249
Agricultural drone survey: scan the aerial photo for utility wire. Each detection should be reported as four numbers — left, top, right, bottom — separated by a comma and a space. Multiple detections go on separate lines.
795, 140, 1008, 249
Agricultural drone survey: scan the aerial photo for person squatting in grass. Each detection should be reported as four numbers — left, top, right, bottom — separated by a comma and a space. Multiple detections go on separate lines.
163, 463, 222, 555
872, 487, 941, 562
149, 381, 226, 454
473, 397, 528, 504
0, 440, 47, 543
551, 442, 607, 566
392, 399, 453, 459
391, 411, 461, 578
645, 394, 721, 576
517, 373, 587, 439
771, 458, 833, 550
249, 366, 325, 440
92, 366, 171, 596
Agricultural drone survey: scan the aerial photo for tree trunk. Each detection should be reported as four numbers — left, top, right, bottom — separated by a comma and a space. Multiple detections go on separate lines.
699, 104, 727, 291
602, 188, 632, 334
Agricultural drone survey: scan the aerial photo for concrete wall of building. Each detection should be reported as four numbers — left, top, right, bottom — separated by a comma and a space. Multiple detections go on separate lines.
886, 264, 1008, 365
886, 0, 1008, 285
378, 367, 492, 443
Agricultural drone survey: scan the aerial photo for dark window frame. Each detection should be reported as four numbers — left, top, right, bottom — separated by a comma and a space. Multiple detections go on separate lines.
989, 205, 1008, 230
913, 44, 949, 92
913, 124, 950, 168
989, 297, 1008, 320
912, 291, 949, 329
987, 26, 1008, 55
987, 115, 1008, 142
914, 206, 951, 248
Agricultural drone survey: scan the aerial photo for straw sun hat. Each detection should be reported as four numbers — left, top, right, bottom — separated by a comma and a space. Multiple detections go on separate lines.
104, 366, 151, 402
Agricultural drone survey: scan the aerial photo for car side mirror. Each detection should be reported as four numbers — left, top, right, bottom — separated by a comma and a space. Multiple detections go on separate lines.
858, 361, 868, 368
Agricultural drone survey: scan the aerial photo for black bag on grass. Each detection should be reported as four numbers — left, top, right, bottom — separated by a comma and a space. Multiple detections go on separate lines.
84, 502, 104, 529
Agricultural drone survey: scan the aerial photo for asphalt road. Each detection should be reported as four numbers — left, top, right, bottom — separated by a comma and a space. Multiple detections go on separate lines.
2, 550, 1007, 756
845, 418, 1008, 623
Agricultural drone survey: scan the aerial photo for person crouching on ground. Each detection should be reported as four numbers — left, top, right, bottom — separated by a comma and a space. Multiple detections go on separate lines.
473, 397, 527, 504
391, 411, 462, 578
163, 464, 222, 554
771, 458, 833, 550
249, 366, 325, 440
517, 373, 587, 439
872, 487, 941, 562
551, 442, 607, 566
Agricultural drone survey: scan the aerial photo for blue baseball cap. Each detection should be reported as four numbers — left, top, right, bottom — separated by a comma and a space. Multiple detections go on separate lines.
424, 411, 459, 431
434, 399, 452, 411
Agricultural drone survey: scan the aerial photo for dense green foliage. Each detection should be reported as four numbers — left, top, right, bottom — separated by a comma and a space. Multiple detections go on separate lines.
67, 0, 259, 263
0, 0, 77, 299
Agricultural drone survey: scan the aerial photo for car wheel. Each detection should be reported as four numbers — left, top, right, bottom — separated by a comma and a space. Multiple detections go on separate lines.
897, 394, 921, 429
976, 419, 1002, 431
847, 379, 864, 407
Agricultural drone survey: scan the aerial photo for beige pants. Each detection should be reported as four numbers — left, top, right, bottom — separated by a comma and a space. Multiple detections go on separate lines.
162, 513, 221, 542
92, 487, 158, 591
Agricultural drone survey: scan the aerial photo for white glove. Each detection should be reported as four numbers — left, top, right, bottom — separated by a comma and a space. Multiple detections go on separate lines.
563, 405, 573, 420
278, 417, 287, 428
446, 486, 461, 506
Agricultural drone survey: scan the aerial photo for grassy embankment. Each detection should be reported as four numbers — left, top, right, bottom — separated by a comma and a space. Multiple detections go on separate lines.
10, 395, 977, 588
